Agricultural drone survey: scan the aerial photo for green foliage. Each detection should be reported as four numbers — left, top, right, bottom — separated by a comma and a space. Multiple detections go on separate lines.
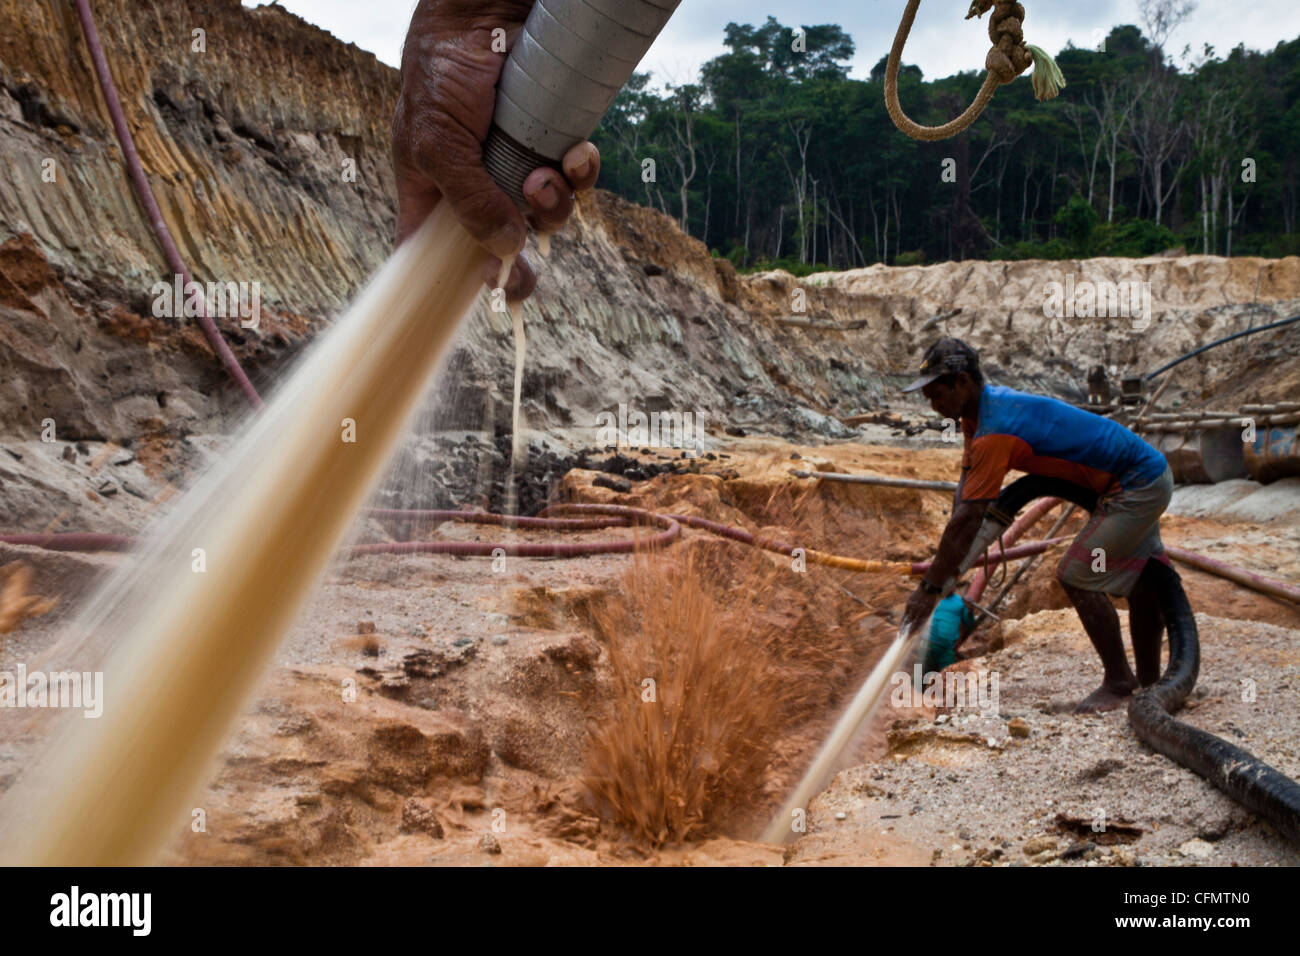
1095, 219, 1180, 256
1055, 193, 1100, 254
590, 18, 1299, 267
987, 238, 1075, 261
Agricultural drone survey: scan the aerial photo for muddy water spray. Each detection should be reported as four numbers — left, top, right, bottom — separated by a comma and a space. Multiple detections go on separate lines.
762, 618, 929, 843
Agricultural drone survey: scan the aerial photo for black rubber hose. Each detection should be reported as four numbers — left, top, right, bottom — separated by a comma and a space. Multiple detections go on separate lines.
1129, 559, 1300, 846
995, 474, 1098, 515
993, 474, 1300, 847
1143, 312, 1300, 381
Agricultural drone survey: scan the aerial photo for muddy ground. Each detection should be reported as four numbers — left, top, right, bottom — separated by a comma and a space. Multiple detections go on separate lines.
1, 436, 1297, 866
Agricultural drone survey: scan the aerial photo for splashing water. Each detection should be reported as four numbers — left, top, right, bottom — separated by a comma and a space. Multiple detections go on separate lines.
760, 612, 932, 844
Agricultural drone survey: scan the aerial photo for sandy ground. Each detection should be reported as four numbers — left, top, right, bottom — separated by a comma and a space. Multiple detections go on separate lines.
1, 438, 1298, 866
790, 608, 1300, 867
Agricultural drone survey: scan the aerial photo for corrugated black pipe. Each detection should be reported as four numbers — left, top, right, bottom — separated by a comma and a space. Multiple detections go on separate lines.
994, 474, 1300, 847
1143, 313, 1300, 382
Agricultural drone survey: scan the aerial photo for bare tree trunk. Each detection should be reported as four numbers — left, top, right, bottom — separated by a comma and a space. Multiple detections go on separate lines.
1200, 172, 1209, 254
743, 197, 752, 266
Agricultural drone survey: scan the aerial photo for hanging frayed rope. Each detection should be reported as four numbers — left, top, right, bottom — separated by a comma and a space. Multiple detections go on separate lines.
884, 0, 1065, 141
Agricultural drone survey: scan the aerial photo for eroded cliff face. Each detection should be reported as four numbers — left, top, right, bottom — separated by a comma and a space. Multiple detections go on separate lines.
1, 0, 1297, 457
0, 0, 397, 440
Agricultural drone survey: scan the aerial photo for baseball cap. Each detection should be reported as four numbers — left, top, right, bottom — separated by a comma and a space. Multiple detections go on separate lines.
901, 338, 981, 392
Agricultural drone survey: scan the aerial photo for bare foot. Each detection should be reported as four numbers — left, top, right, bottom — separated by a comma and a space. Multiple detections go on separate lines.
1074, 679, 1138, 713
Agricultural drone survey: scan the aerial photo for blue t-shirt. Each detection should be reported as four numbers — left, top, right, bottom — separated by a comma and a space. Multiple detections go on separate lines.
961, 384, 1167, 500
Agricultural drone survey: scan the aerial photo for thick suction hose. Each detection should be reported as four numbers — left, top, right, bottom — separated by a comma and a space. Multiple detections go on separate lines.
1128, 560, 1300, 845
993, 474, 1300, 846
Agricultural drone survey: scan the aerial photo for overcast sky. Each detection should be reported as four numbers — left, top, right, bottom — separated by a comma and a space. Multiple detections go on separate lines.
244, 0, 1298, 83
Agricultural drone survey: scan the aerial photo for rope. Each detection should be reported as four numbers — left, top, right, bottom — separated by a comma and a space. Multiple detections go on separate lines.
884, 0, 1064, 141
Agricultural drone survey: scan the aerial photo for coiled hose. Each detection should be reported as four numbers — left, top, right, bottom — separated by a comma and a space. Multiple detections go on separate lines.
995, 474, 1300, 846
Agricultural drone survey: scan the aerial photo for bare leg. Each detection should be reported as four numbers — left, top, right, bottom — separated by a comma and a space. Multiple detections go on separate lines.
1061, 581, 1138, 712
1126, 570, 1165, 687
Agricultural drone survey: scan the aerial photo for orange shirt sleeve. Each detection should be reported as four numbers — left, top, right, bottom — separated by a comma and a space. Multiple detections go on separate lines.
961, 434, 1021, 500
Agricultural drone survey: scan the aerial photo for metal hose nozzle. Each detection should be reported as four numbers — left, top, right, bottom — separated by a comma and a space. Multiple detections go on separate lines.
484, 0, 682, 205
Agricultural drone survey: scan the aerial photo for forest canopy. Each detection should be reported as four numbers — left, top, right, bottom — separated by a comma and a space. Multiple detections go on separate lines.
590, 13, 1300, 272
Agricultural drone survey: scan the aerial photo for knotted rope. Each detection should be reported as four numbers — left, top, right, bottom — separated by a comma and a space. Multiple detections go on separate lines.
884, 0, 1065, 141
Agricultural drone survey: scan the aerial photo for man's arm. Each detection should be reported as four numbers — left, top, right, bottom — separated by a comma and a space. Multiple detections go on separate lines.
923, 497, 989, 590
392, 0, 601, 299
901, 496, 990, 632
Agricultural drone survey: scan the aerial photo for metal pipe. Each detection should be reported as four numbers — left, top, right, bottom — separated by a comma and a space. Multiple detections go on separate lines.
792, 470, 958, 492
483, 0, 682, 205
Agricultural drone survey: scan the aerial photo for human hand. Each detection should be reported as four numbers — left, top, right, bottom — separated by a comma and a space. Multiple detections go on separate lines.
391, 0, 601, 301
901, 585, 940, 636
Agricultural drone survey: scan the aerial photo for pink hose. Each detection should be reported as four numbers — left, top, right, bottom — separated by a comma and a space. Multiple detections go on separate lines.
0, 533, 137, 552
1166, 545, 1300, 605
911, 536, 1071, 576
967, 497, 1061, 603
72, 0, 263, 409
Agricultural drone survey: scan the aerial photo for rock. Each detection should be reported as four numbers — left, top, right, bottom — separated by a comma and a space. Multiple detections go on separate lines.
544, 633, 601, 671
274, 715, 313, 736
356, 620, 376, 635
1023, 836, 1057, 856
400, 798, 445, 838
1007, 717, 1030, 738
1076, 757, 1125, 782
1059, 841, 1095, 859
490, 634, 509, 646
592, 474, 632, 493
1177, 838, 1215, 859
366, 717, 489, 790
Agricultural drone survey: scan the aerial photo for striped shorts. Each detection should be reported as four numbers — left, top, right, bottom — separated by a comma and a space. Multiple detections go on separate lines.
1056, 464, 1173, 598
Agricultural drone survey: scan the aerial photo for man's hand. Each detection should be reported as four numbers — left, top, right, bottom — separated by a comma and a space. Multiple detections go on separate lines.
901, 585, 940, 636
392, 0, 601, 301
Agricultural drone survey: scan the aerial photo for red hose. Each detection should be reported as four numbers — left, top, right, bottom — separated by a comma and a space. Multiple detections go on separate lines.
355, 504, 679, 556
911, 536, 1071, 576
0, 533, 137, 552
1165, 545, 1300, 605
967, 497, 1061, 603
72, 0, 263, 409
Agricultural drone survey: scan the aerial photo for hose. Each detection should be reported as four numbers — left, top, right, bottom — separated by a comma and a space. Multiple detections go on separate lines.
72, 0, 263, 409
1163, 545, 1300, 606
1144, 313, 1300, 382
1129, 559, 1300, 845
966, 496, 1060, 603
993, 474, 1300, 847
0, 512, 1067, 577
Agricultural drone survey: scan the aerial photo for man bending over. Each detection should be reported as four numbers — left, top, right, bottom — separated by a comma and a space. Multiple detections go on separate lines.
900, 338, 1174, 712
